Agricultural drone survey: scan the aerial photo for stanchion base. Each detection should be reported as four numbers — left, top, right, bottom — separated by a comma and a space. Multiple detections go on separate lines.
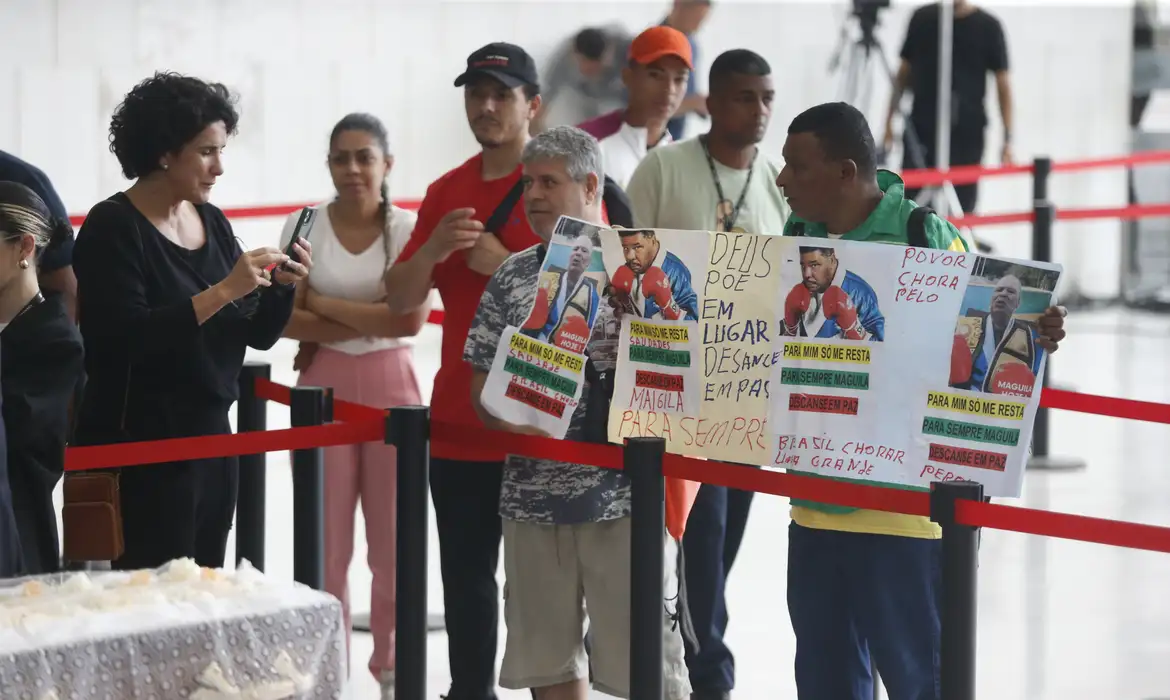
351, 612, 446, 633
1027, 455, 1087, 471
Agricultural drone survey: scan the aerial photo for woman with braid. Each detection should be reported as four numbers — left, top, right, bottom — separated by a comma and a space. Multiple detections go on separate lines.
279, 113, 430, 699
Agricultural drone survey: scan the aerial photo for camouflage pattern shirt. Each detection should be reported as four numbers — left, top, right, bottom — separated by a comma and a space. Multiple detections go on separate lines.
464, 245, 631, 525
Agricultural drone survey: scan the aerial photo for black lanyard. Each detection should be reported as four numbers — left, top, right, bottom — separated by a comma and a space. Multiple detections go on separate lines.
700, 135, 758, 232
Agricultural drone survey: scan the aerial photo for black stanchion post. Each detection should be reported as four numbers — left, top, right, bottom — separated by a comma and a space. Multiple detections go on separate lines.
931, 480, 984, 700
290, 386, 327, 590
627, 436, 666, 700
235, 362, 269, 571
390, 405, 430, 700
1032, 155, 1051, 203
1027, 202, 1086, 471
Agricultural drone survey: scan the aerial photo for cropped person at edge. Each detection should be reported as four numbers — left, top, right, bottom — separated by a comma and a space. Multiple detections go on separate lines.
382, 43, 543, 700
72, 72, 311, 572
279, 113, 428, 700
0, 182, 84, 575
776, 101, 1066, 700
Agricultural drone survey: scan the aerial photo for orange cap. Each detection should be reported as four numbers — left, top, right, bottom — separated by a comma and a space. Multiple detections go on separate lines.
628, 26, 693, 69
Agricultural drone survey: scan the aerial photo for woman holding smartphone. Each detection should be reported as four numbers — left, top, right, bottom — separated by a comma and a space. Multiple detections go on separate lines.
72, 72, 311, 571
279, 113, 429, 698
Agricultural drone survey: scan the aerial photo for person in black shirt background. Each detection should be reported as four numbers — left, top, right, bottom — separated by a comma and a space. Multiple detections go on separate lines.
0, 150, 77, 318
882, 0, 1014, 214
72, 72, 311, 571
0, 181, 84, 574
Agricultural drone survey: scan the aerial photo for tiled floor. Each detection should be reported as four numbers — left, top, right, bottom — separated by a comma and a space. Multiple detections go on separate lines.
223, 308, 1170, 699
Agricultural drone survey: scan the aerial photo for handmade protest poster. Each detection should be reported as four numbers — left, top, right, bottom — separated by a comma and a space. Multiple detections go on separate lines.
604, 228, 786, 465
602, 227, 1061, 498
479, 217, 609, 438
768, 240, 1061, 497
599, 228, 708, 433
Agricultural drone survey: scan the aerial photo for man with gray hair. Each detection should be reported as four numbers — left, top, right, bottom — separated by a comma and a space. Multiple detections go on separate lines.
464, 125, 690, 700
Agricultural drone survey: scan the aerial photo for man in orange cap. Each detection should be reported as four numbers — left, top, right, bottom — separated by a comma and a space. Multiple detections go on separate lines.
578, 25, 693, 188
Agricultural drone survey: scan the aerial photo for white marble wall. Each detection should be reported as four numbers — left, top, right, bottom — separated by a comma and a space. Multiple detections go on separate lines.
0, 0, 1133, 297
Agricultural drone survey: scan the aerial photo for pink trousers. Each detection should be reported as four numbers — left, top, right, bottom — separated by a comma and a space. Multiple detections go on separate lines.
297, 344, 421, 679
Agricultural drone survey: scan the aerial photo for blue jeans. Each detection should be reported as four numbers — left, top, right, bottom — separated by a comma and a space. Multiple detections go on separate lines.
786, 522, 942, 700
682, 482, 755, 692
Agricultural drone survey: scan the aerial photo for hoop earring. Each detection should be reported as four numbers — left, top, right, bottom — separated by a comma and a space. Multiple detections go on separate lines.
17, 259, 29, 269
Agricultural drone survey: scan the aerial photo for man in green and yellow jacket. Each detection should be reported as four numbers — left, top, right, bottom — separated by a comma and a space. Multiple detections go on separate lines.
774, 102, 1067, 700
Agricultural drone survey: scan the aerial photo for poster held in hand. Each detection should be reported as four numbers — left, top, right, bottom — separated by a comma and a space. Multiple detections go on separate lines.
600, 228, 708, 423
479, 217, 610, 438
604, 228, 1061, 498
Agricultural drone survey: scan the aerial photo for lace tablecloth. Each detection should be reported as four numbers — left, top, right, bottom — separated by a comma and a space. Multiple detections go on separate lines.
0, 561, 346, 699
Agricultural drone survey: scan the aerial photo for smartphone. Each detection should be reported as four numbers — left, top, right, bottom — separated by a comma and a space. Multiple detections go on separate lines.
283, 206, 318, 269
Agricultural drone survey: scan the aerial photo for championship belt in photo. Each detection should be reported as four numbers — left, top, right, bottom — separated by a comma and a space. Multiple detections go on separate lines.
984, 323, 1039, 398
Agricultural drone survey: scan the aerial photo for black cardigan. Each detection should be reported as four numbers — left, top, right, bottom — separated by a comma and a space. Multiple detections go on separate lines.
72, 194, 294, 444
1, 293, 84, 573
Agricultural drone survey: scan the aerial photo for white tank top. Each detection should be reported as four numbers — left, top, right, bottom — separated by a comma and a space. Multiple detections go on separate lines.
278, 201, 418, 355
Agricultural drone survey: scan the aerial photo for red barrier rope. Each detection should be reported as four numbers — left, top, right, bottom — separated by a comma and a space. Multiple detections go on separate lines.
58, 376, 1170, 554
1039, 387, 1170, 424
954, 500, 1170, 554
63, 149, 1170, 231
64, 419, 382, 472
252, 378, 1170, 552
67, 200, 424, 228
900, 148, 1170, 188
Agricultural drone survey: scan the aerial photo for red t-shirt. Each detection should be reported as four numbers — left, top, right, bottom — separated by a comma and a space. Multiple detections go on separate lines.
398, 154, 539, 461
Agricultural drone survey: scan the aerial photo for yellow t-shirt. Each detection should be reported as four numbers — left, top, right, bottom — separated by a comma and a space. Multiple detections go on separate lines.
791, 506, 941, 539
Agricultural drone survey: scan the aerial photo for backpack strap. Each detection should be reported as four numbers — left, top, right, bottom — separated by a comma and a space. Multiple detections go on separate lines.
907, 206, 934, 248
484, 179, 525, 234
601, 175, 634, 229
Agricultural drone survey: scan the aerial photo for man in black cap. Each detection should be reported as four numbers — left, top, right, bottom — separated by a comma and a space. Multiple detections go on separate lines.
385, 41, 543, 700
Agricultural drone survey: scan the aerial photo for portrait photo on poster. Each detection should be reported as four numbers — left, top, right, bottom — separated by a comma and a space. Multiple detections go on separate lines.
947, 256, 1061, 399
603, 228, 704, 323
519, 216, 608, 356
779, 241, 891, 342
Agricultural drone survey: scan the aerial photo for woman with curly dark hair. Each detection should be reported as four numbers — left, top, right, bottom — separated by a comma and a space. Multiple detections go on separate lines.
71, 72, 312, 571
0, 181, 83, 575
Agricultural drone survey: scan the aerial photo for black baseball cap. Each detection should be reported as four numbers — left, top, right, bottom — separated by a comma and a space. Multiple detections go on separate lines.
454, 42, 540, 92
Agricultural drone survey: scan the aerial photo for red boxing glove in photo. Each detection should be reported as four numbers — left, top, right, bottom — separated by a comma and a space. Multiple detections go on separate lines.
523, 282, 551, 331
642, 266, 682, 320
822, 285, 864, 340
784, 284, 811, 335
949, 333, 973, 386
611, 265, 635, 296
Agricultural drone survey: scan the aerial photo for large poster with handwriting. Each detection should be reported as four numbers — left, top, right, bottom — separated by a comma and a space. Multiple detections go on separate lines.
605, 228, 1062, 498
480, 217, 609, 438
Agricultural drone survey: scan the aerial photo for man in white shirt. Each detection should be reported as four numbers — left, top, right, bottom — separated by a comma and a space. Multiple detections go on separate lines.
624, 48, 787, 700
577, 25, 693, 189
626, 49, 788, 237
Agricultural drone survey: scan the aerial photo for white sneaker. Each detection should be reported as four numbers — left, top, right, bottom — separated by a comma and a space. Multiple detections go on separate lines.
379, 670, 394, 700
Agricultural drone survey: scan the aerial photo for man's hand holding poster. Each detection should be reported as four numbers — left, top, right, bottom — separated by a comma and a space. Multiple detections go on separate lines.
479, 217, 609, 438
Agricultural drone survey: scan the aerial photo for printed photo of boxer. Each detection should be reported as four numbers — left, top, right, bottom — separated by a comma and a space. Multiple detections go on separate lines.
949, 258, 1059, 398
608, 228, 699, 321
781, 246, 886, 341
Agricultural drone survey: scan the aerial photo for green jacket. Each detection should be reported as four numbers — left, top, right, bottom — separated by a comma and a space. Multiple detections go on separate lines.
782, 169, 969, 514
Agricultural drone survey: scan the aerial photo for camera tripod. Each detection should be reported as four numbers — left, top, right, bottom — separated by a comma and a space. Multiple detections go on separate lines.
828, 2, 988, 252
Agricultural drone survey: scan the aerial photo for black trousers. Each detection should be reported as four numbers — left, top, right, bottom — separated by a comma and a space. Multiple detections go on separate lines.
430, 457, 504, 700
682, 482, 756, 692
903, 128, 986, 214
114, 453, 239, 571
9, 468, 61, 574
